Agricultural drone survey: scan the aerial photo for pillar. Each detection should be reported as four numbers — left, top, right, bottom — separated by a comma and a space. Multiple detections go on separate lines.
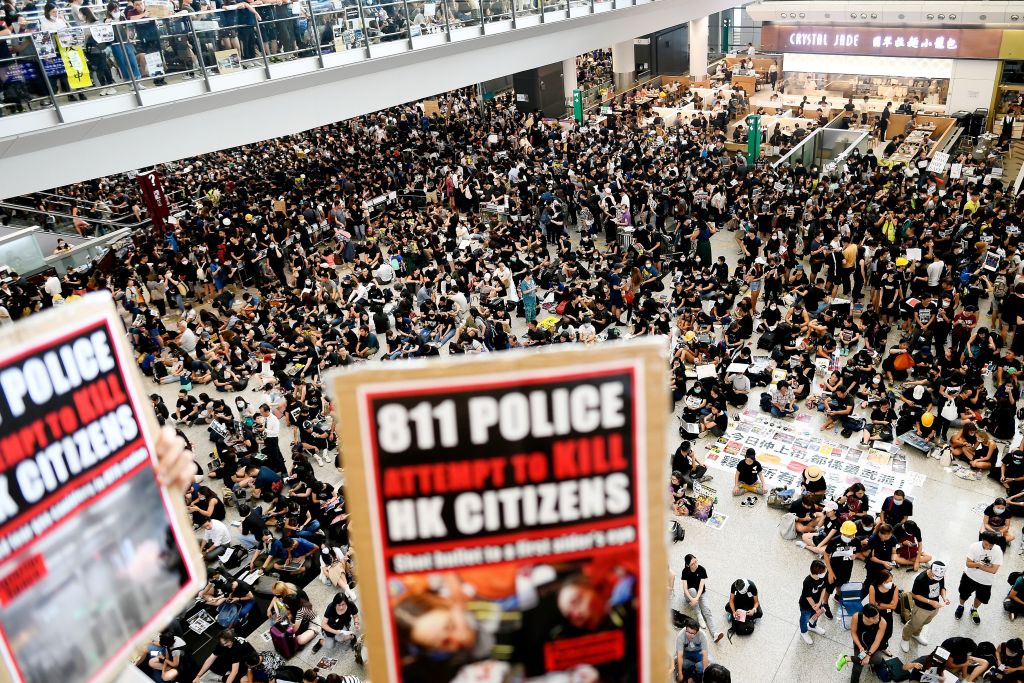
562, 57, 578, 102
611, 41, 635, 91
689, 15, 708, 80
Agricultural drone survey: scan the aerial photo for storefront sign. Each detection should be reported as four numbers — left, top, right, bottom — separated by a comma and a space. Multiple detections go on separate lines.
328, 340, 668, 683
762, 24, 1002, 59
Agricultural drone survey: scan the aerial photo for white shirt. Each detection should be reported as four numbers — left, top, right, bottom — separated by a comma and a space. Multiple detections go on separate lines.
178, 327, 198, 354
264, 412, 281, 438
964, 541, 1002, 585
203, 520, 231, 548
926, 260, 945, 287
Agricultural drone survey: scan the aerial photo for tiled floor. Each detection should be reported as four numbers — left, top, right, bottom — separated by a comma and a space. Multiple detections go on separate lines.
157, 226, 1020, 682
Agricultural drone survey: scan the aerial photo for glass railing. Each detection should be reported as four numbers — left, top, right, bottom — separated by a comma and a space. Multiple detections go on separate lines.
0, 0, 650, 128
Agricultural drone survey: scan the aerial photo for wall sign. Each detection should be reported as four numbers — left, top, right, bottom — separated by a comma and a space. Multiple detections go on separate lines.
761, 24, 1002, 59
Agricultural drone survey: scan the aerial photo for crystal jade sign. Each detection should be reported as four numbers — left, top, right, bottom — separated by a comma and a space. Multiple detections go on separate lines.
761, 25, 1002, 59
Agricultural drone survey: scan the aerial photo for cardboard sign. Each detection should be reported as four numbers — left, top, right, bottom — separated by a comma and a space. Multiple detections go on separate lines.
0, 294, 204, 683
422, 99, 440, 117
214, 48, 241, 74
328, 340, 668, 683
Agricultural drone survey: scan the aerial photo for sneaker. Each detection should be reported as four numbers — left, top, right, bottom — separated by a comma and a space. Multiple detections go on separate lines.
809, 624, 827, 635
746, 496, 757, 506
1011, 612, 1017, 622
794, 540, 806, 549
312, 454, 324, 467
900, 639, 910, 653
311, 640, 323, 654
954, 605, 964, 620
740, 499, 750, 507
912, 635, 928, 646
822, 604, 834, 620
971, 609, 980, 624
836, 655, 849, 672
801, 632, 813, 645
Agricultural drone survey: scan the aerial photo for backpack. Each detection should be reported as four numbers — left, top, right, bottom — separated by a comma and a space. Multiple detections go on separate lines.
759, 392, 773, 412
730, 617, 755, 636
778, 512, 798, 540
274, 665, 305, 683
994, 274, 1009, 299
670, 520, 686, 543
898, 589, 914, 623
216, 602, 241, 628
874, 657, 910, 682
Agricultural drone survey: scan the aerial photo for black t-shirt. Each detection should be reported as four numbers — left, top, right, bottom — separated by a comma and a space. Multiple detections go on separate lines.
789, 499, 815, 521
799, 574, 826, 608
213, 638, 255, 668
911, 570, 944, 610
881, 496, 913, 523
940, 636, 976, 665
680, 565, 709, 593
731, 582, 758, 611
982, 504, 1009, 529
867, 535, 897, 575
323, 599, 359, 631
824, 536, 858, 580
736, 458, 763, 485
803, 286, 826, 312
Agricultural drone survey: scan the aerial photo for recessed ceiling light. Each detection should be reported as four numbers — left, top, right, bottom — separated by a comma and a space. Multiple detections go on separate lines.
898, 13, 905, 19
937, 13, 945, 19
926, 13, 934, 19
860, 13, 867, 18
979, 14, 986, 19
798, 13, 805, 18
870, 13, 877, 18
949, 13, 956, 19
850, 12, 857, 18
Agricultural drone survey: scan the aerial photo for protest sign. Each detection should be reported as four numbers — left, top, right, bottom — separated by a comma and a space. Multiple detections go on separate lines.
0, 294, 204, 683
704, 410, 925, 506
328, 339, 668, 683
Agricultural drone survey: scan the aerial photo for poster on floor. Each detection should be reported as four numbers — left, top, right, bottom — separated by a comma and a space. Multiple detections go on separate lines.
703, 410, 925, 506
328, 339, 669, 683
0, 294, 204, 683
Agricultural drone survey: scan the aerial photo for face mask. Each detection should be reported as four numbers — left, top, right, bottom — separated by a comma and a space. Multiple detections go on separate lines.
812, 572, 825, 581
994, 507, 1006, 515
841, 535, 853, 543
883, 582, 894, 591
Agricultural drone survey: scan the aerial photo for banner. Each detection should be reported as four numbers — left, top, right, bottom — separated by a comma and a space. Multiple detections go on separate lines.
0, 294, 204, 683
56, 29, 92, 90
328, 340, 668, 683
136, 170, 170, 233
703, 410, 926, 505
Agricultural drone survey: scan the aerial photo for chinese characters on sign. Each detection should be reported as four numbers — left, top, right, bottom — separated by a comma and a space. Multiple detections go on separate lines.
760, 24, 1002, 59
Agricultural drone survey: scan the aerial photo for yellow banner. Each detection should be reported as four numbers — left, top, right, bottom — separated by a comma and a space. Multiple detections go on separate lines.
56, 33, 92, 90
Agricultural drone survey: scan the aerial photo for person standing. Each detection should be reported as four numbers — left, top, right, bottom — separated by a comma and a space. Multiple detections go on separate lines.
799, 559, 829, 644
823, 521, 859, 616
679, 554, 726, 643
900, 562, 948, 653
519, 273, 538, 323
259, 403, 286, 473
955, 532, 1003, 624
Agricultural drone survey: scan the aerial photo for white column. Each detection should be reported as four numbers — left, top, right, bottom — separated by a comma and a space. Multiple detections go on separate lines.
689, 15, 709, 80
611, 40, 635, 90
563, 57, 578, 101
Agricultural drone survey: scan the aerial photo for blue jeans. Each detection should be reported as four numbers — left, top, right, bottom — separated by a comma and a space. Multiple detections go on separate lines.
799, 607, 818, 633
771, 406, 796, 418
683, 650, 705, 676
111, 43, 141, 81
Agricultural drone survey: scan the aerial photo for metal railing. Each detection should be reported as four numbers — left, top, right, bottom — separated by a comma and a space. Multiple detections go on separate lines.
0, 0, 658, 128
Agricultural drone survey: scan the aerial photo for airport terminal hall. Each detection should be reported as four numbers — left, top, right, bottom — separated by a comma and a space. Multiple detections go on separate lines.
5, 0, 1024, 681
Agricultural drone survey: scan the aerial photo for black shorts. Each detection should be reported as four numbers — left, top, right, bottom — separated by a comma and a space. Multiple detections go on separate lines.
957, 573, 992, 604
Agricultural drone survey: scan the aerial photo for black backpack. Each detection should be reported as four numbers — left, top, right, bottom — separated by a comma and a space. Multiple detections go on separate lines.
730, 618, 755, 636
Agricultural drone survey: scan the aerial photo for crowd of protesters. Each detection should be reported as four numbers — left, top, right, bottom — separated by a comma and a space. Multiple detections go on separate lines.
1, 77, 1023, 682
